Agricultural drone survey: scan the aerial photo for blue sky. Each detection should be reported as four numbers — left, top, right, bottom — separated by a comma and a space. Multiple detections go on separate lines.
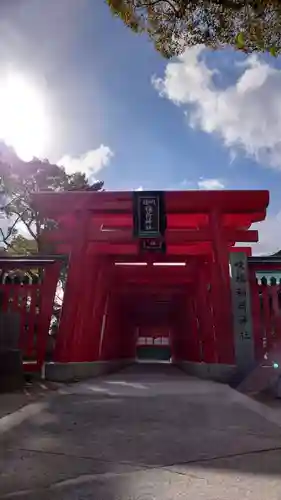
1, 0, 281, 253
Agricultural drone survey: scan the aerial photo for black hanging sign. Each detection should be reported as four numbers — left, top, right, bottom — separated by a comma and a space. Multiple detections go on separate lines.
133, 191, 166, 239
140, 239, 166, 253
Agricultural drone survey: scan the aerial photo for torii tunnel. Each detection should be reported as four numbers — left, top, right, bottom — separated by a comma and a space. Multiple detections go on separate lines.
32, 190, 269, 382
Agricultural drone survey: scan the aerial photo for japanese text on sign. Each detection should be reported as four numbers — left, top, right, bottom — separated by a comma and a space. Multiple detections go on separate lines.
230, 252, 254, 368
232, 258, 251, 341
133, 191, 166, 240
143, 198, 157, 232
138, 196, 160, 236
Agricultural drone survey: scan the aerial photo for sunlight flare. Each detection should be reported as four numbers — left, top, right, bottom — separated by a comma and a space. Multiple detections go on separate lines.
0, 72, 49, 161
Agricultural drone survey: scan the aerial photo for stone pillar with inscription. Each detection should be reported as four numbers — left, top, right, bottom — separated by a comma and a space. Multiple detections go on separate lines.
230, 252, 255, 374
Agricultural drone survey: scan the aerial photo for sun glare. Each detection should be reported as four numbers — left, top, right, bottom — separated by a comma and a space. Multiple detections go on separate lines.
0, 72, 49, 161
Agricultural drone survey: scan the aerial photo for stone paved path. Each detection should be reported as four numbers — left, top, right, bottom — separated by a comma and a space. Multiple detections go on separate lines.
1, 362, 281, 499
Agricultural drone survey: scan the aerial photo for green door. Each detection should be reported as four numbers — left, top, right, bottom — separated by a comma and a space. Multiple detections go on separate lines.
137, 345, 171, 361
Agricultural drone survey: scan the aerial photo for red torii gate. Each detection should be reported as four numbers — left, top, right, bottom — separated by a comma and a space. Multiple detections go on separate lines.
32, 190, 269, 381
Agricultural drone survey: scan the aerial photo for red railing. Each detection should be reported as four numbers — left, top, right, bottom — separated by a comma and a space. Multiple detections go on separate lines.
249, 260, 281, 362
0, 257, 62, 372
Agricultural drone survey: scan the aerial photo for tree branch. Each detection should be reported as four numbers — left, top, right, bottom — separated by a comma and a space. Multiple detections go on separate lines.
12, 209, 38, 242
0, 213, 22, 249
0, 228, 13, 249
214, 0, 246, 10
135, 0, 248, 23
139, 0, 179, 14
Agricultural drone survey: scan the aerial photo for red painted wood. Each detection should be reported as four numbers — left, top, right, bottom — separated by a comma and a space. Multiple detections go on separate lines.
101, 294, 115, 360
230, 247, 252, 256
197, 265, 217, 363
26, 286, 38, 358
223, 212, 267, 227
183, 297, 201, 362
69, 254, 103, 362
66, 257, 100, 361
0, 262, 61, 371
250, 263, 281, 272
86, 259, 109, 361
99, 290, 125, 361
88, 242, 138, 255
269, 285, 279, 345
261, 284, 272, 352
45, 228, 259, 244
113, 255, 195, 263
30, 189, 269, 367
18, 286, 29, 354
54, 212, 91, 361
166, 243, 212, 256
277, 284, 281, 343
209, 211, 235, 364
32, 190, 269, 217
169, 301, 181, 362
109, 294, 125, 360
249, 273, 264, 360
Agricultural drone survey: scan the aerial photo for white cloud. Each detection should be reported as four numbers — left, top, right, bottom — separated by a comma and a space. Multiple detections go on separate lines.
197, 178, 225, 190
251, 212, 281, 256
0, 192, 7, 210
179, 178, 225, 190
153, 46, 281, 169
58, 145, 113, 179
135, 186, 143, 191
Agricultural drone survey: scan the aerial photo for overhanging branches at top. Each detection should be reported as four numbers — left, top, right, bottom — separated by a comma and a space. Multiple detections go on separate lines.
106, 0, 281, 58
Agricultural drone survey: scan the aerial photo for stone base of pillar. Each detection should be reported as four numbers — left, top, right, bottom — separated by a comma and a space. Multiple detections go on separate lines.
44, 359, 134, 382
176, 361, 237, 383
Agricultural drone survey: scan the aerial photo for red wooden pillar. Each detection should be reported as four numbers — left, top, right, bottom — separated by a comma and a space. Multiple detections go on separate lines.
118, 310, 126, 359
173, 297, 184, 362
120, 309, 135, 360
182, 293, 201, 362
196, 264, 217, 363
99, 291, 117, 361
109, 294, 124, 360
87, 258, 111, 361
54, 211, 91, 362
270, 283, 281, 348
261, 281, 271, 351
205, 262, 219, 363
69, 253, 103, 361
170, 320, 179, 362
172, 296, 187, 362
249, 269, 263, 361
209, 210, 235, 364
25, 283, 38, 358
119, 309, 135, 359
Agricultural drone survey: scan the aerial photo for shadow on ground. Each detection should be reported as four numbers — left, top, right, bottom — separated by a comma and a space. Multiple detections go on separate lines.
1, 363, 281, 499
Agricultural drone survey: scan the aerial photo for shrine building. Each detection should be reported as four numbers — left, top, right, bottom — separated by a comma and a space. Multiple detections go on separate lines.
30, 189, 269, 382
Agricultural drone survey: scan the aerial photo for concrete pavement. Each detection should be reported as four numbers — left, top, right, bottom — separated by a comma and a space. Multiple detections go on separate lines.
1, 362, 281, 499
0, 380, 62, 420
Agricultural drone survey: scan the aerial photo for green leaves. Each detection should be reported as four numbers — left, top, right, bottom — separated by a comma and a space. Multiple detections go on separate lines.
107, 0, 281, 58
235, 32, 245, 49
0, 153, 104, 255
235, 33, 278, 57
7, 235, 38, 256
269, 46, 277, 57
